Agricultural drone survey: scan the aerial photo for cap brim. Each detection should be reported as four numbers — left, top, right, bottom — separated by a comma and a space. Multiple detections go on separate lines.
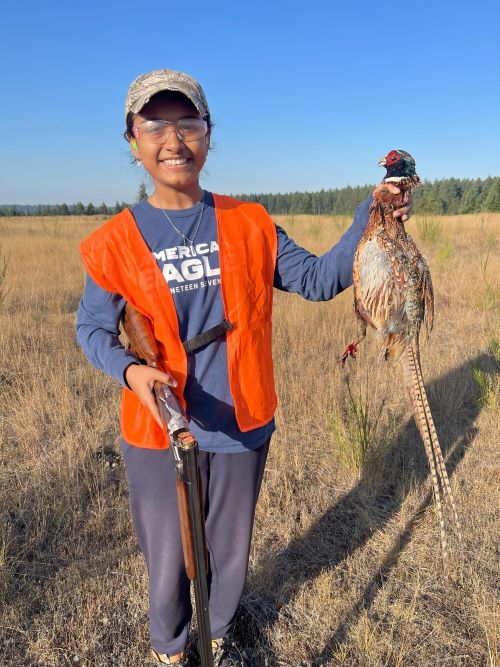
128, 85, 206, 118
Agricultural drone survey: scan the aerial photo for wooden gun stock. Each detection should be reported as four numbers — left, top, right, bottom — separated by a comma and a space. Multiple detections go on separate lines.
122, 304, 160, 368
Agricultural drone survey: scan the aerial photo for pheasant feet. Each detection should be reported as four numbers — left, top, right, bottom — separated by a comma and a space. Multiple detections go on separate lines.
338, 341, 361, 366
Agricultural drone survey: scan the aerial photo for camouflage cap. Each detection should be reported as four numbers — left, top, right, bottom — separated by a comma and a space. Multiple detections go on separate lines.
125, 69, 210, 121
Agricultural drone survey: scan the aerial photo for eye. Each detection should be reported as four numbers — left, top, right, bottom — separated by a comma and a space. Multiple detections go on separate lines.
177, 118, 208, 140
143, 120, 168, 135
178, 118, 201, 130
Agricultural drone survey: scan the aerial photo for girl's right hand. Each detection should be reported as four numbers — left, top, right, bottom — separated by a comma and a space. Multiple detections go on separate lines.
125, 363, 178, 428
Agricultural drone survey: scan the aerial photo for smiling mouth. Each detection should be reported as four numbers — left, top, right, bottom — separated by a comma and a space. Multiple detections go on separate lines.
160, 158, 190, 166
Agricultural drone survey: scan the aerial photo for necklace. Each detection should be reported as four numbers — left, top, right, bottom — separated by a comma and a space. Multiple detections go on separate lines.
154, 191, 205, 247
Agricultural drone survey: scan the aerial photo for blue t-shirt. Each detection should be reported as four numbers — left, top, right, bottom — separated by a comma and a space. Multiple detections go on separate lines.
76, 191, 371, 452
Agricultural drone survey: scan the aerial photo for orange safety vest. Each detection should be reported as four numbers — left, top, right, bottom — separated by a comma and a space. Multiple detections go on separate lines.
79, 194, 278, 449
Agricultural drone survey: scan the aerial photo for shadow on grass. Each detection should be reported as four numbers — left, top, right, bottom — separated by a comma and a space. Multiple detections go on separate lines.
243, 352, 494, 666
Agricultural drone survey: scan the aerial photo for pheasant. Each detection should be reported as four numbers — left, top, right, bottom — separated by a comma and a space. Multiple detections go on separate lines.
339, 149, 462, 578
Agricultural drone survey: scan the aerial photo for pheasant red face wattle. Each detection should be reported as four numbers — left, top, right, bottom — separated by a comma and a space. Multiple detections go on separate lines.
379, 149, 420, 186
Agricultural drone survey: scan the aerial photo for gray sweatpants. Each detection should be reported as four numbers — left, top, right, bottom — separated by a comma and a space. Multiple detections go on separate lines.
120, 438, 270, 657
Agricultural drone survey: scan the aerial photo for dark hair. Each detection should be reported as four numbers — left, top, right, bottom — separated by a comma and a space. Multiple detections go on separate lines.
124, 111, 135, 143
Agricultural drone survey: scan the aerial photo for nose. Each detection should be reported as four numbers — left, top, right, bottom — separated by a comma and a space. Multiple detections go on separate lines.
163, 126, 185, 150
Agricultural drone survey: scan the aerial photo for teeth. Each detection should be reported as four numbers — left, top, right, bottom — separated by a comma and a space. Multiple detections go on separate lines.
161, 158, 188, 165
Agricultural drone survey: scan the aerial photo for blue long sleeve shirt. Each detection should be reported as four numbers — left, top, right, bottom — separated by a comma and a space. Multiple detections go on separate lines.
76, 192, 371, 452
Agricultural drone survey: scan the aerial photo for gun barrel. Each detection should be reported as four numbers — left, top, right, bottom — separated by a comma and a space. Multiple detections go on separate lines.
153, 382, 213, 667
183, 443, 213, 667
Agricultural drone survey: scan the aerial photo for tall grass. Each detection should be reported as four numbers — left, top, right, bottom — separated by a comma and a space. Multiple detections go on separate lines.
0, 213, 499, 667
436, 236, 454, 266
0, 241, 9, 309
416, 215, 442, 244
478, 237, 499, 312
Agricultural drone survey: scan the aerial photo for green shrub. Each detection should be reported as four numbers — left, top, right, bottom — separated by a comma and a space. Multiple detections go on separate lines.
329, 374, 387, 473
416, 216, 442, 244
472, 339, 500, 410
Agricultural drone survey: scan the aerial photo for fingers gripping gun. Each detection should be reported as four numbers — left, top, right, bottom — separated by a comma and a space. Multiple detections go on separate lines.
122, 304, 214, 667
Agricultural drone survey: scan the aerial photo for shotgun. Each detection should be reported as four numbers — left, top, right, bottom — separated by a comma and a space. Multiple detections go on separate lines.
122, 303, 214, 667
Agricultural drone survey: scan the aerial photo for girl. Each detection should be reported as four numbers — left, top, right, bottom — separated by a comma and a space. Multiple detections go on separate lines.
76, 68, 411, 666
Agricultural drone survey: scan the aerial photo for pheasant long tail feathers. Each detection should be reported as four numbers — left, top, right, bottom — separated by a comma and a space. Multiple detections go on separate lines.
401, 345, 462, 579
410, 345, 463, 546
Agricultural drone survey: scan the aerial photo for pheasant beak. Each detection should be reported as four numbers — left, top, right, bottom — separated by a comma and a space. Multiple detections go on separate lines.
378, 157, 387, 167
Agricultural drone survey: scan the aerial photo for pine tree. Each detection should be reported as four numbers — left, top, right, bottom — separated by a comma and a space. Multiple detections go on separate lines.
459, 184, 478, 213
482, 178, 500, 212
136, 181, 148, 202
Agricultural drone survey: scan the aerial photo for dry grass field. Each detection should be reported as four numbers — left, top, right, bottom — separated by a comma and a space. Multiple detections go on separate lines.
0, 211, 498, 666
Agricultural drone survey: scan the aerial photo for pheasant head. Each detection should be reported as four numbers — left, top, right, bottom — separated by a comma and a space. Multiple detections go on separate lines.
378, 149, 421, 188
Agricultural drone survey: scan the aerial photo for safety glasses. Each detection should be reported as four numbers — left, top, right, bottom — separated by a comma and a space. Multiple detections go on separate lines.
132, 117, 208, 144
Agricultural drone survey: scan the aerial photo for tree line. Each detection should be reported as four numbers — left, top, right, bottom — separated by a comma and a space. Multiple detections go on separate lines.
236, 176, 500, 215
1, 176, 499, 217
0, 201, 130, 217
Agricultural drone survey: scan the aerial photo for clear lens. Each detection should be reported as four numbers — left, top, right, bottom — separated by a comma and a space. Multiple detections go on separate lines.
135, 118, 208, 144
177, 118, 208, 141
140, 120, 167, 141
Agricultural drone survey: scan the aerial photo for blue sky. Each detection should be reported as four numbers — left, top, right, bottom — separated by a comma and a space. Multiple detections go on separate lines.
2, 0, 499, 205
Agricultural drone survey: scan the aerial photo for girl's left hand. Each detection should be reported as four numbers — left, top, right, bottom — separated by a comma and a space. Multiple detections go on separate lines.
125, 363, 177, 429
372, 183, 413, 221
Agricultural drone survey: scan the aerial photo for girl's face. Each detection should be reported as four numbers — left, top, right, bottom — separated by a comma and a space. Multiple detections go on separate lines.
130, 93, 210, 200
